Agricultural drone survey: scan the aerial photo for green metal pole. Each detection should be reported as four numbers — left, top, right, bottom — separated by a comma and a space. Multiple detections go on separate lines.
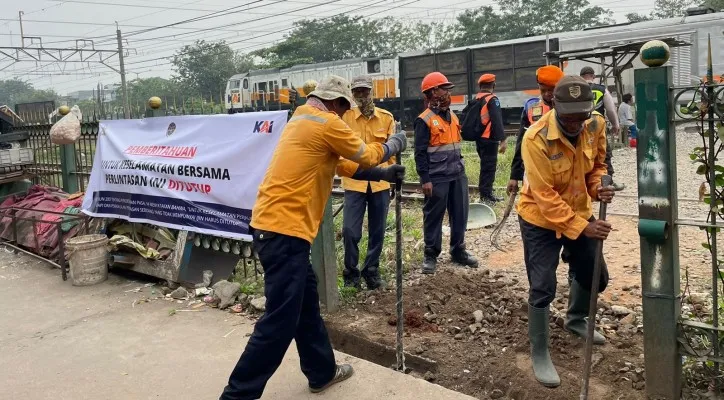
635, 65, 681, 399
59, 144, 78, 194
311, 197, 339, 312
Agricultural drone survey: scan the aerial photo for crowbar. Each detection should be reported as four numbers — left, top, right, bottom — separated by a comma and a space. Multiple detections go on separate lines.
490, 191, 517, 251
579, 174, 612, 400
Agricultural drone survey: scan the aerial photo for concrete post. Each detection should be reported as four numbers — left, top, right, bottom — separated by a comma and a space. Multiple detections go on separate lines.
634, 65, 682, 399
60, 144, 78, 194
311, 197, 339, 312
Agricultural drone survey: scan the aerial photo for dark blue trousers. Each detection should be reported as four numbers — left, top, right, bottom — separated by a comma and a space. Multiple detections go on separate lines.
342, 186, 390, 281
475, 140, 499, 197
423, 175, 469, 258
220, 229, 336, 400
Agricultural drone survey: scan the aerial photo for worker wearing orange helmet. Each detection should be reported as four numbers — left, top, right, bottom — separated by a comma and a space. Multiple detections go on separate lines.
461, 73, 507, 203
414, 72, 478, 274
507, 65, 564, 196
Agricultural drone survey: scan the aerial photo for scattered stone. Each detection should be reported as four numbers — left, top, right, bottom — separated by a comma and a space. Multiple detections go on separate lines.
490, 389, 505, 399
612, 305, 633, 316
195, 287, 211, 297
469, 324, 478, 334
611, 293, 620, 302
170, 287, 188, 299
229, 304, 243, 313
238, 293, 249, 306
688, 293, 709, 305
592, 352, 604, 369
451, 326, 462, 334
423, 371, 436, 382
473, 310, 484, 323
212, 281, 242, 309
620, 314, 636, 326
194, 270, 213, 288
424, 313, 438, 323
414, 346, 426, 355
454, 333, 464, 340
160, 286, 172, 295
622, 286, 631, 292
633, 381, 645, 390
250, 296, 267, 312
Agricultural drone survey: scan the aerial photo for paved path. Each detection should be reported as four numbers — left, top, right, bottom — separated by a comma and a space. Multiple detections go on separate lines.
0, 250, 475, 400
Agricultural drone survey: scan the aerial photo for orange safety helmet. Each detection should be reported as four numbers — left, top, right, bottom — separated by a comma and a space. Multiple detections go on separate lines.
421, 72, 454, 93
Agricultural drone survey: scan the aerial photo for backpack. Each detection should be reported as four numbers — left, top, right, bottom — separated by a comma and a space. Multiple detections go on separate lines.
460, 97, 484, 141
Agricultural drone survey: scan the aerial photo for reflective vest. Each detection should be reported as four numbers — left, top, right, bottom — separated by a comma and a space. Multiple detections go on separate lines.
589, 83, 606, 116
419, 108, 464, 180
475, 92, 495, 139
526, 98, 551, 125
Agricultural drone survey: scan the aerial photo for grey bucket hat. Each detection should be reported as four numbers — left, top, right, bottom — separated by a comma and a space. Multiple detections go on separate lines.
307, 75, 355, 106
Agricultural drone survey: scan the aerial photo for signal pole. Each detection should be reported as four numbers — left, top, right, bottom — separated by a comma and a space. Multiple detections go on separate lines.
116, 26, 130, 118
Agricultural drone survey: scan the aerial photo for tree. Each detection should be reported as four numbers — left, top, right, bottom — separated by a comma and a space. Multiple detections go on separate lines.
449, 0, 613, 46
0, 79, 59, 108
172, 40, 252, 99
625, 12, 652, 22
703, 0, 724, 10
252, 16, 457, 68
650, 0, 695, 19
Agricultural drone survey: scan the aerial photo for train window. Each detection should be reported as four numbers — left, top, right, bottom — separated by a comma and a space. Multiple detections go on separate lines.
230, 80, 240, 89
367, 60, 381, 74
243, 79, 249, 90
281, 78, 288, 88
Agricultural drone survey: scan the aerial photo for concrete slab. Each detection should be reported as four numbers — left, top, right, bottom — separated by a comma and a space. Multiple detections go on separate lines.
0, 250, 475, 400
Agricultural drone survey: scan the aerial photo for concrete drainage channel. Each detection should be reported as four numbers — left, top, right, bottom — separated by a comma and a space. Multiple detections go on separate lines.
326, 325, 438, 374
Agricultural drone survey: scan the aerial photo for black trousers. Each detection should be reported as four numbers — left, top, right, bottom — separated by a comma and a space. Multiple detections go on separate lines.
423, 176, 469, 257
519, 217, 609, 308
220, 229, 336, 400
342, 186, 390, 278
476, 140, 499, 197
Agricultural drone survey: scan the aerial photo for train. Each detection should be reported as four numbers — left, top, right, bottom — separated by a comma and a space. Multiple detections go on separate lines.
225, 8, 724, 125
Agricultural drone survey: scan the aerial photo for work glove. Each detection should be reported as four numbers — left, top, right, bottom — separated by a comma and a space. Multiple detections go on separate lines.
351, 165, 406, 182
380, 164, 406, 182
381, 132, 407, 162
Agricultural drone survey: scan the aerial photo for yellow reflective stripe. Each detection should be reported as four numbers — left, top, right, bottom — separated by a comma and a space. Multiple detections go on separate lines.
289, 114, 328, 124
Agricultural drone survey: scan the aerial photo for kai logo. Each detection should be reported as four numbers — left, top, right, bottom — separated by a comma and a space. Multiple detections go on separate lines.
253, 120, 274, 134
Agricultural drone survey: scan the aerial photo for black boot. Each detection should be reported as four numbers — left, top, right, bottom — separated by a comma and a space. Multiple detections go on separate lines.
451, 248, 479, 268
422, 254, 437, 274
362, 265, 386, 290
342, 266, 361, 289
480, 193, 502, 204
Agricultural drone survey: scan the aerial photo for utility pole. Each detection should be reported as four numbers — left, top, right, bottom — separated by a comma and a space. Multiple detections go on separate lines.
18, 11, 24, 47
116, 25, 130, 119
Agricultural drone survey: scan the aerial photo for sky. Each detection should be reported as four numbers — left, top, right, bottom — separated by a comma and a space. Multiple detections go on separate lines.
0, 0, 658, 95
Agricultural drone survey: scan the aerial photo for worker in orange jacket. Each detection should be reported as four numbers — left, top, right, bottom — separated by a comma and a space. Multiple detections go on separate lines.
220, 75, 407, 400
507, 65, 564, 196
472, 73, 507, 203
517, 76, 615, 388
414, 72, 478, 274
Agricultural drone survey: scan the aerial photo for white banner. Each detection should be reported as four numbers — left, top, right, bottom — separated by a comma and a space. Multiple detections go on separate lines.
81, 111, 287, 240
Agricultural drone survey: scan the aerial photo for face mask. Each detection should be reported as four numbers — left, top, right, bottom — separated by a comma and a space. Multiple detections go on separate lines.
556, 114, 585, 137
354, 96, 375, 117
429, 91, 451, 111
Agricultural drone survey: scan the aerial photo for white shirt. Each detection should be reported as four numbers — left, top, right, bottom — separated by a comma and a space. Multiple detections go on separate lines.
618, 102, 635, 127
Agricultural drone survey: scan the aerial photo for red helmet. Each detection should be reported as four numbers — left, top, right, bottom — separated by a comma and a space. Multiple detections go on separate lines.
421, 72, 454, 93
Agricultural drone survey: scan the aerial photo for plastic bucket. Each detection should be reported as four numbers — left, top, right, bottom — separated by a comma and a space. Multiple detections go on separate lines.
66, 234, 109, 286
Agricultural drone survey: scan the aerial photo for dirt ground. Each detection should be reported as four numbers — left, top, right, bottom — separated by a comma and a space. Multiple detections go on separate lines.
325, 213, 718, 400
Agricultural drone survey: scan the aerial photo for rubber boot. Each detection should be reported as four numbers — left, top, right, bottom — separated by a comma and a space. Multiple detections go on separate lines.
528, 305, 560, 388
564, 280, 606, 345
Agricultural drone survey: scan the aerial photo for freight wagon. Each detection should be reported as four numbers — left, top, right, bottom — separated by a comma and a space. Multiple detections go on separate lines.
225, 9, 724, 125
